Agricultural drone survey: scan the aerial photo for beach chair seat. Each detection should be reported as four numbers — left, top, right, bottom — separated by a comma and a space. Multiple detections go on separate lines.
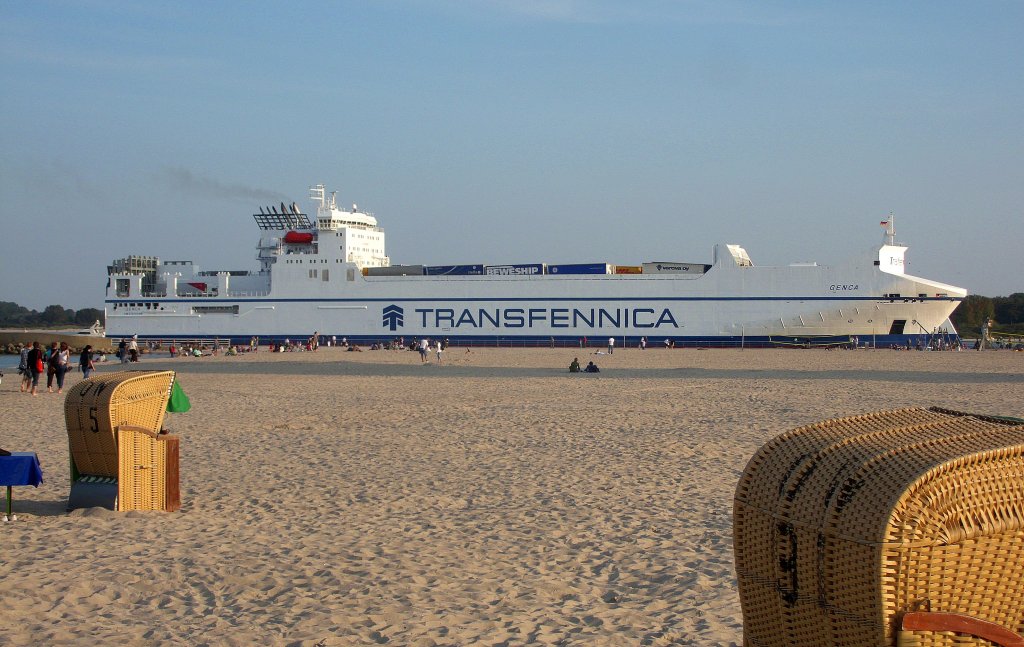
733, 407, 1024, 647
65, 371, 181, 512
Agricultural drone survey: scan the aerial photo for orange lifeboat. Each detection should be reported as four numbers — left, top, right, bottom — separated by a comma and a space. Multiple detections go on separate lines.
283, 231, 314, 244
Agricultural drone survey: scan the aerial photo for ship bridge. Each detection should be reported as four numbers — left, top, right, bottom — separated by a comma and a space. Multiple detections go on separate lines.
309, 184, 389, 268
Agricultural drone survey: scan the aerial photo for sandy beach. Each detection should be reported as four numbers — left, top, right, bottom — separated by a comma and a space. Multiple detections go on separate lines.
2, 347, 1021, 646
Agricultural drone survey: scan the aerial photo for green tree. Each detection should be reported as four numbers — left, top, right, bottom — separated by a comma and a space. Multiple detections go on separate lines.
40, 304, 71, 325
74, 308, 105, 326
950, 295, 994, 336
0, 301, 34, 326
993, 293, 1024, 326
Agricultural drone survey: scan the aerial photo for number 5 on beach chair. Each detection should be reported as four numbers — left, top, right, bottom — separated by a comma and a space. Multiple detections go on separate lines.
64, 371, 183, 512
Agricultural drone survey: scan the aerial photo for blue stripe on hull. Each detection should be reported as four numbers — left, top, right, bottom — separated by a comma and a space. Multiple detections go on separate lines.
107, 295, 963, 304
125, 332, 960, 350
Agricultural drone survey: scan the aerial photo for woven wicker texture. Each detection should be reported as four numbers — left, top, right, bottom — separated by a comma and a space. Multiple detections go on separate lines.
64, 371, 175, 478
734, 407, 1024, 646
117, 426, 169, 512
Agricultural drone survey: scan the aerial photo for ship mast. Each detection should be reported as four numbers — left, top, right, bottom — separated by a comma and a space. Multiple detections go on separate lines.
882, 213, 896, 245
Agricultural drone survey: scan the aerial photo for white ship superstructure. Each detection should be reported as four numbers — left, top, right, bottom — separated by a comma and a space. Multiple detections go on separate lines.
105, 185, 966, 347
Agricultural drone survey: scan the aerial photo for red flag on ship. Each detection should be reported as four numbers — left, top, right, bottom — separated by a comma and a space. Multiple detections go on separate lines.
880, 220, 888, 227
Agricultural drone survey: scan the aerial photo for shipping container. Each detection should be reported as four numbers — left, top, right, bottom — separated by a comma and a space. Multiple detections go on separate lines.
546, 263, 613, 275
484, 263, 545, 276
614, 265, 642, 274
641, 262, 711, 274
424, 264, 484, 276
364, 265, 424, 276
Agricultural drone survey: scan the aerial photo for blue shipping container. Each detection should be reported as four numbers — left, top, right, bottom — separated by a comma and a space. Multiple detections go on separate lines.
546, 263, 611, 275
424, 264, 484, 276
484, 263, 545, 276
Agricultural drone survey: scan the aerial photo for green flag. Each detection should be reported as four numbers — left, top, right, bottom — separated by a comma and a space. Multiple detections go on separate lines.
167, 379, 191, 413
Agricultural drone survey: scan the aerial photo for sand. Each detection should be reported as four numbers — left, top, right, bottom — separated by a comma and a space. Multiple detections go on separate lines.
2, 347, 1021, 646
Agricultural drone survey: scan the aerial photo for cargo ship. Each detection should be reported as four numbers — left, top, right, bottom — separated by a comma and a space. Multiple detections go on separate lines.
104, 184, 965, 347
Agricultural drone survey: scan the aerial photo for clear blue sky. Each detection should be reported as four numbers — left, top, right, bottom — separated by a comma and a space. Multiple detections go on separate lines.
2, 1, 1021, 312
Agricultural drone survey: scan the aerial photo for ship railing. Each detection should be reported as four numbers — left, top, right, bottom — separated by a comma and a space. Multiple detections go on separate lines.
127, 290, 274, 298
219, 291, 271, 298
130, 338, 233, 353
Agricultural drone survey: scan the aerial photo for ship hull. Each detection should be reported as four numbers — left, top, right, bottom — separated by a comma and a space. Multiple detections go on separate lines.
105, 261, 964, 348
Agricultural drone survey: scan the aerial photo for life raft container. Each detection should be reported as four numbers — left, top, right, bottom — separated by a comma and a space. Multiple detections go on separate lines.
283, 231, 314, 244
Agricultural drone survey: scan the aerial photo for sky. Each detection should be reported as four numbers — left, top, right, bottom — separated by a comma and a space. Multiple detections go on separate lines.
1, 0, 1022, 312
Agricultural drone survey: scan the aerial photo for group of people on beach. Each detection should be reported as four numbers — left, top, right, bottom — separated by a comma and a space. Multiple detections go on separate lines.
17, 341, 96, 396
417, 338, 446, 363
116, 336, 140, 363
568, 357, 600, 373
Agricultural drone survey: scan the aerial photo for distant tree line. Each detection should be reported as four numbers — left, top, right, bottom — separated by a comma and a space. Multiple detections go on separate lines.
950, 293, 1024, 336
0, 301, 105, 329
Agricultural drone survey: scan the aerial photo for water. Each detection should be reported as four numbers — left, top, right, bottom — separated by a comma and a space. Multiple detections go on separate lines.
0, 354, 24, 370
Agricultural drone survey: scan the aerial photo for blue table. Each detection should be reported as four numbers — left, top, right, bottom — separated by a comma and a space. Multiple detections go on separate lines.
0, 452, 43, 521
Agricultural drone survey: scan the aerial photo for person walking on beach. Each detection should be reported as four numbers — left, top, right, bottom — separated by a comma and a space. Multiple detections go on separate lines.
26, 341, 43, 396
52, 342, 71, 394
608, 337, 615, 354
45, 341, 60, 392
18, 343, 31, 392
435, 340, 443, 363
640, 336, 647, 350
80, 345, 96, 379
418, 338, 429, 363
129, 335, 139, 362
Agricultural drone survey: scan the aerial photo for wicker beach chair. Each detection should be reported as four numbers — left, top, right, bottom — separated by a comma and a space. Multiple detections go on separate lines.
733, 407, 1024, 646
64, 370, 181, 512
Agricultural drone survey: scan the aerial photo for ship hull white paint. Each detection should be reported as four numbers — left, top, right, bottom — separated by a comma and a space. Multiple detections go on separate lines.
104, 186, 965, 347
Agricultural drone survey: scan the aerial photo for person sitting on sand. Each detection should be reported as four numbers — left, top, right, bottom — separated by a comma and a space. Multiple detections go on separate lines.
569, 358, 581, 373
584, 361, 600, 373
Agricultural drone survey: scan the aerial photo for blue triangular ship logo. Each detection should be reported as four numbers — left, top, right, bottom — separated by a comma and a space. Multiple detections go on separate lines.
382, 304, 404, 331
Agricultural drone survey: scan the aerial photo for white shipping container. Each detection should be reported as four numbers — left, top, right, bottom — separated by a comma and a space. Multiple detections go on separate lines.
642, 262, 710, 274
